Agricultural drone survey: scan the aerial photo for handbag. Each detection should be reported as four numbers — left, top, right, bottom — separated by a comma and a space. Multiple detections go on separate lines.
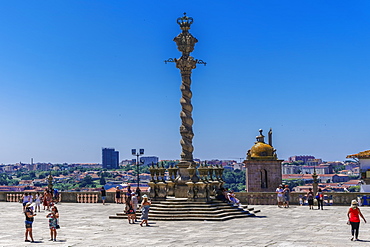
56, 224, 60, 229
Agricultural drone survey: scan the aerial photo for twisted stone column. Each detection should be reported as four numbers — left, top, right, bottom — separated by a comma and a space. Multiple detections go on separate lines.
176, 57, 197, 161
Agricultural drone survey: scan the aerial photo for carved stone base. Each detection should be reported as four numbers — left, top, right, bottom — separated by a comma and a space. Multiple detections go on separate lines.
186, 182, 195, 201
157, 182, 167, 199
195, 182, 208, 201
148, 182, 156, 198
166, 181, 175, 197
174, 161, 199, 198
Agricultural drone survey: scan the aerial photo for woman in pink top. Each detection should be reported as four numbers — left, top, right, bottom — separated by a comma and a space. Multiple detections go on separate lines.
347, 200, 366, 241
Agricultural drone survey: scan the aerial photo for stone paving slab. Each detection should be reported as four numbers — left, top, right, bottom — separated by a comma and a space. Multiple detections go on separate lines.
1, 202, 370, 246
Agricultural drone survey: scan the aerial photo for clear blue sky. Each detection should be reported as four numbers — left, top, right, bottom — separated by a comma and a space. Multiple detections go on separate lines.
1, 1, 369, 164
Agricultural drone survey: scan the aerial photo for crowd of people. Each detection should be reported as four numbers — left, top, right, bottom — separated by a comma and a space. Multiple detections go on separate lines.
109, 185, 151, 226
22, 189, 60, 213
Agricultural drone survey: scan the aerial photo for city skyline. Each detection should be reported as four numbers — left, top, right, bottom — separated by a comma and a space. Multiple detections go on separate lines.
1, 1, 369, 164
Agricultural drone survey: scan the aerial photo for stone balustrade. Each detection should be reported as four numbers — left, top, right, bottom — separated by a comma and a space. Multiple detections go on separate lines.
76, 193, 98, 203
2, 191, 370, 205
6, 193, 23, 202
235, 192, 370, 206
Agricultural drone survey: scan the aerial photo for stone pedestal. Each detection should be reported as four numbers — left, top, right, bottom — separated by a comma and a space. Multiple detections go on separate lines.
175, 161, 198, 198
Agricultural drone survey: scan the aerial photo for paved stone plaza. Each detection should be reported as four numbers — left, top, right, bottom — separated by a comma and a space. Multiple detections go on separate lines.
1, 202, 370, 246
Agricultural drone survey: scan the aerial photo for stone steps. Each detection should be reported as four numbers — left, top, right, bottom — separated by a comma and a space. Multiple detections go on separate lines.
109, 198, 260, 221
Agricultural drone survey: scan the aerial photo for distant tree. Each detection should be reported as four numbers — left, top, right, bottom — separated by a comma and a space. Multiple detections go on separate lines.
283, 179, 305, 189
348, 185, 360, 192
8, 179, 19, 185
33, 182, 42, 187
78, 175, 94, 188
0, 174, 8, 185
123, 165, 133, 172
222, 169, 245, 192
20, 175, 32, 180
38, 173, 46, 179
139, 165, 150, 174
100, 176, 106, 185
348, 175, 360, 180
51, 171, 61, 176
29, 171, 36, 179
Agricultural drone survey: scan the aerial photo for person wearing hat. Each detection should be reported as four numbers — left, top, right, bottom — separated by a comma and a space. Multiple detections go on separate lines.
24, 202, 36, 242
347, 199, 366, 241
139, 195, 151, 227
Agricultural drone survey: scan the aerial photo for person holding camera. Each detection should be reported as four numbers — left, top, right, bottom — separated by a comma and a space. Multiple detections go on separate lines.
24, 202, 36, 242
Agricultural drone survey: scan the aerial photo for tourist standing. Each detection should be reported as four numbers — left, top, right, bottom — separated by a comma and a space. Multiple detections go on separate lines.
283, 185, 290, 208
306, 188, 314, 210
43, 189, 48, 210
43, 189, 52, 211
316, 188, 324, 210
22, 193, 30, 212
125, 185, 132, 202
135, 187, 141, 202
126, 201, 135, 224
115, 186, 121, 204
131, 192, 138, 221
347, 200, 366, 241
100, 187, 106, 205
53, 189, 59, 203
46, 206, 59, 242
24, 202, 36, 243
35, 192, 41, 212
140, 195, 151, 227
276, 185, 284, 208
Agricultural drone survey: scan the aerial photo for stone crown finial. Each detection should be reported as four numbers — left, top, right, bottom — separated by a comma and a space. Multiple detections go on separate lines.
256, 129, 265, 143
177, 13, 193, 31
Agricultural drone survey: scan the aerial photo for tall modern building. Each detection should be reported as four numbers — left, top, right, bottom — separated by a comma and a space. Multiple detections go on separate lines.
102, 148, 119, 169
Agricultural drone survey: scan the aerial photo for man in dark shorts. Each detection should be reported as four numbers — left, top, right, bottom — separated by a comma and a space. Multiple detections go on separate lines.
24, 202, 36, 242
100, 187, 106, 205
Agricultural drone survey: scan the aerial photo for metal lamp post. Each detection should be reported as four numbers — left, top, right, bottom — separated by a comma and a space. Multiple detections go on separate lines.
131, 149, 144, 194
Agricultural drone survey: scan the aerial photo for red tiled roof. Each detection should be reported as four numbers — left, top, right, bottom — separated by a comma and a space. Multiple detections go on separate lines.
347, 150, 370, 159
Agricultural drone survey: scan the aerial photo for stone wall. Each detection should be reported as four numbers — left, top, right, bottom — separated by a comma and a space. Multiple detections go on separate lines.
244, 160, 282, 192
235, 192, 370, 206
